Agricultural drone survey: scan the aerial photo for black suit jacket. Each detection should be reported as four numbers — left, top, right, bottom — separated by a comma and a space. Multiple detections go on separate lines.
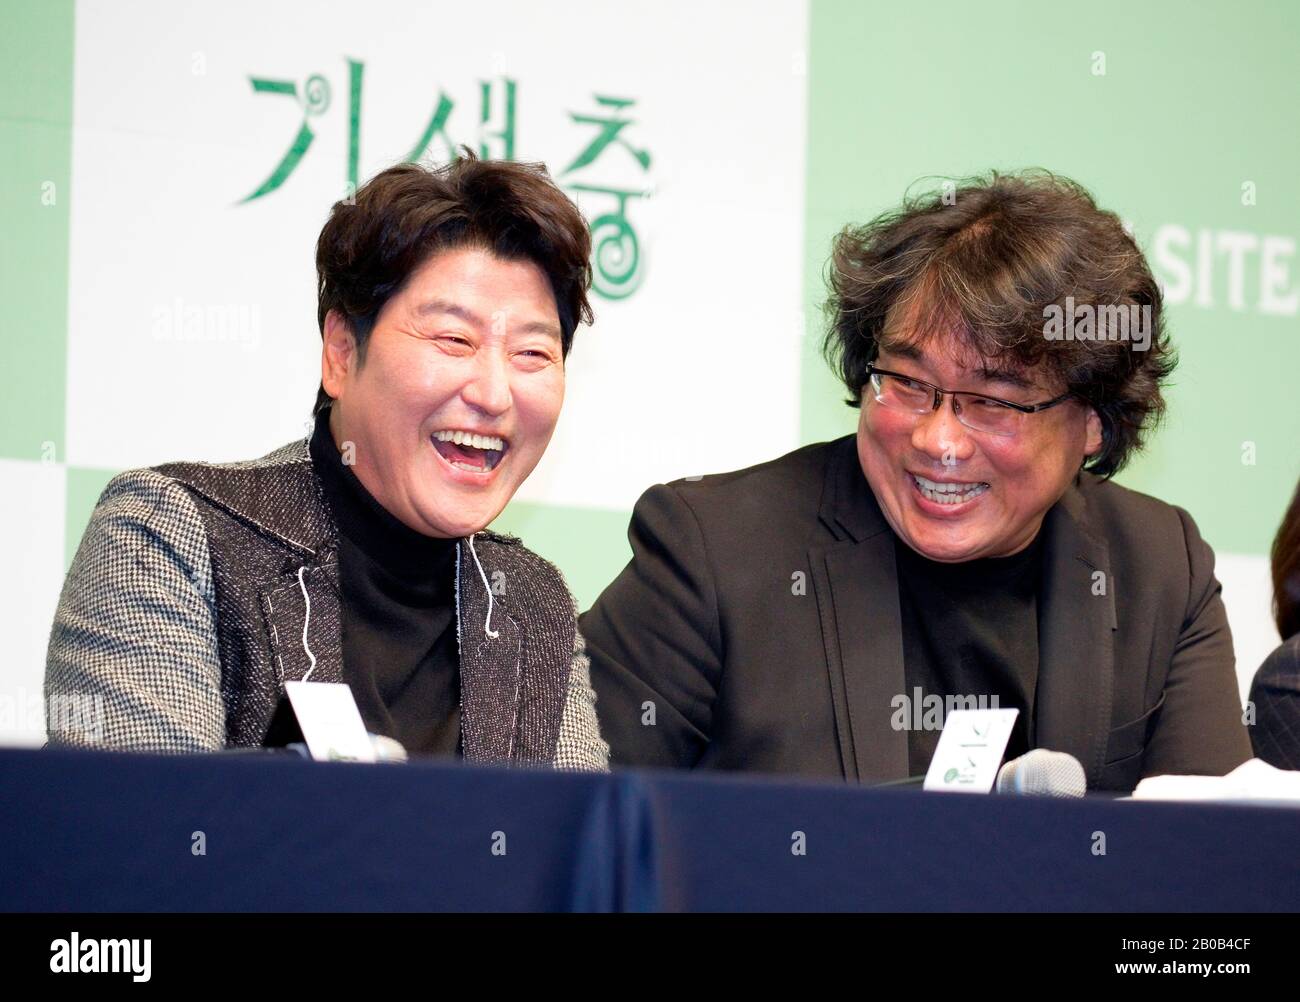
1249, 634, 1300, 769
581, 435, 1252, 792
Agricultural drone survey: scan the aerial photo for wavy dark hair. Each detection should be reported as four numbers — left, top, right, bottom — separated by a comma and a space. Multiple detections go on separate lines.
313, 151, 593, 414
823, 170, 1175, 477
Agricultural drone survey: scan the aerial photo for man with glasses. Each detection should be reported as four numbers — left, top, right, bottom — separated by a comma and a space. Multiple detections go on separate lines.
580, 170, 1251, 790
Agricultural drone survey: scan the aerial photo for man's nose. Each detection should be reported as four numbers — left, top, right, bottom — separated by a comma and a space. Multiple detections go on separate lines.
462, 350, 512, 417
910, 395, 976, 464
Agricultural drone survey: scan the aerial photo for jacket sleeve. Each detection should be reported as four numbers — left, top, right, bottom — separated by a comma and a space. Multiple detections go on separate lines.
580, 483, 722, 769
44, 469, 225, 752
1140, 505, 1253, 778
552, 628, 611, 772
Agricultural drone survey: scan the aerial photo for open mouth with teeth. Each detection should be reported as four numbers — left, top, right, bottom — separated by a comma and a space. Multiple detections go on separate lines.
431, 429, 508, 473
911, 472, 990, 506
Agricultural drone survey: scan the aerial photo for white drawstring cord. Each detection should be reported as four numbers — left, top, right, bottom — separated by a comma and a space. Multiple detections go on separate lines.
296, 535, 496, 678
297, 565, 318, 681
466, 532, 500, 639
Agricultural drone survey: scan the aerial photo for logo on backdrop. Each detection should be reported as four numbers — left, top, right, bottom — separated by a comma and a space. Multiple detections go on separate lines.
1151, 224, 1297, 317
237, 61, 653, 301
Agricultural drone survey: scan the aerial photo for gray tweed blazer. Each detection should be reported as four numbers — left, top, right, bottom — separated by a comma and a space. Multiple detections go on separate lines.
44, 437, 609, 770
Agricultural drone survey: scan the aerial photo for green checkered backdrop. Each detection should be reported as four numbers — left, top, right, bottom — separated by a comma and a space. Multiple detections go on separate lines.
3, 0, 1297, 746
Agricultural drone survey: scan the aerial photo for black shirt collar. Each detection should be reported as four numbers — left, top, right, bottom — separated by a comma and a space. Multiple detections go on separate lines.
309, 407, 457, 583
895, 529, 1044, 592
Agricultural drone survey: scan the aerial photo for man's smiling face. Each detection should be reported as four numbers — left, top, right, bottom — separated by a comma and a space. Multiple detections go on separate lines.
857, 328, 1103, 563
321, 245, 565, 538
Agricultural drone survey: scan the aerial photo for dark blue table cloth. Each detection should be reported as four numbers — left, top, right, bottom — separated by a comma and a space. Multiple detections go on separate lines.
3, 748, 1298, 911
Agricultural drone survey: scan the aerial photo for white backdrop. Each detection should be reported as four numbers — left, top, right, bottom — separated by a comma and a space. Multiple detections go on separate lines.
65, 0, 808, 511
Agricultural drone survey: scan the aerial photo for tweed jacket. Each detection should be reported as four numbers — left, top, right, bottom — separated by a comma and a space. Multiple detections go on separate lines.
44, 437, 609, 770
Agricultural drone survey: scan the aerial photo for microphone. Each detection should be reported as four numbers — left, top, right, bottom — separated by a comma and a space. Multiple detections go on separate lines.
368, 733, 409, 763
995, 749, 1086, 797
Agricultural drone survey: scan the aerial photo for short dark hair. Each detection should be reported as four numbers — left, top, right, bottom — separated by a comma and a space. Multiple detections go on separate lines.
313, 151, 593, 414
823, 170, 1175, 478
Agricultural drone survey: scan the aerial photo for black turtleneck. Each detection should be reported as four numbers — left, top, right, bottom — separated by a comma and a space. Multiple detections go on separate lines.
895, 532, 1043, 775
309, 408, 461, 757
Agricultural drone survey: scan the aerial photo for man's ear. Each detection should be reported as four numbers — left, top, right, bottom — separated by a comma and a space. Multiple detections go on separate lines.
1083, 405, 1104, 459
321, 310, 356, 399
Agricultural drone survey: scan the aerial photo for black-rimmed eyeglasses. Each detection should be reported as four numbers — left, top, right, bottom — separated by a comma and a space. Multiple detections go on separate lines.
865, 363, 1074, 437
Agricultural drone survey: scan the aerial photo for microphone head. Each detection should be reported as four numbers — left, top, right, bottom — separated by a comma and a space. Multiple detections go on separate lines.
996, 749, 1086, 797
368, 733, 409, 764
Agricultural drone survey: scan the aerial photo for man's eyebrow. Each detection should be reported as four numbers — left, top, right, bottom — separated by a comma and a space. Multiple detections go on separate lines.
881, 338, 1036, 391
414, 300, 561, 340
414, 299, 483, 328
518, 319, 562, 340
879, 339, 924, 362
978, 365, 1034, 390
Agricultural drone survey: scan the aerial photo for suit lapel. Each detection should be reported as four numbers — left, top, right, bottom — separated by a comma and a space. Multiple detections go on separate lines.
815, 537, 909, 782
163, 440, 348, 691
1034, 481, 1117, 784
808, 438, 910, 782
455, 539, 524, 764
260, 541, 345, 686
